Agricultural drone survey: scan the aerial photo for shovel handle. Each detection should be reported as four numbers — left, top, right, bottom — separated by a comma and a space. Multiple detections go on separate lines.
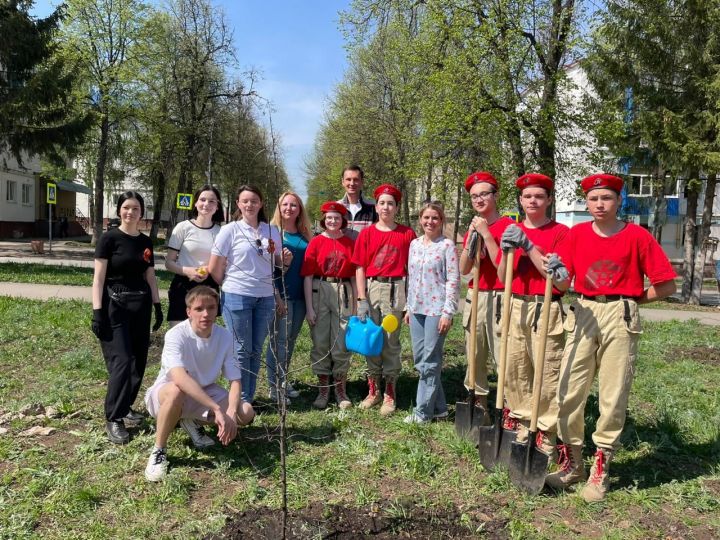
529, 274, 554, 433
467, 239, 483, 389
495, 248, 514, 410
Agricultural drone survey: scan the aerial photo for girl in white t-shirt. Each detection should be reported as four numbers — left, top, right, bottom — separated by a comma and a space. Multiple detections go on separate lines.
209, 185, 291, 403
165, 185, 224, 325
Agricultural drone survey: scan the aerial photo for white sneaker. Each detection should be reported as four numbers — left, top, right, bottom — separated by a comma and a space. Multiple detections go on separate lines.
268, 387, 291, 405
179, 418, 215, 449
284, 382, 300, 399
145, 448, 168, 482
404, 413, 430, 425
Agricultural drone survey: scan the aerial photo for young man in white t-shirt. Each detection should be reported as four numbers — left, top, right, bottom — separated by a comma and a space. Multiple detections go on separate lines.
143, 286, 255, 481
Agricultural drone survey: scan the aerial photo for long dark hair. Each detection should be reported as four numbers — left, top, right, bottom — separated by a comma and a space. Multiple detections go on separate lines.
190, 184, 224, 224
232, 184, 268, 223
116, 191, 145, 218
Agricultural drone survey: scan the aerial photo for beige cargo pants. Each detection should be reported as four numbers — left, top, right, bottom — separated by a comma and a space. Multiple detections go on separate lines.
309, 279, 353, 377
556, 298, 641, 450
366, 278, 406, 379
462, 289, 500, 396
504, 296, 565, 432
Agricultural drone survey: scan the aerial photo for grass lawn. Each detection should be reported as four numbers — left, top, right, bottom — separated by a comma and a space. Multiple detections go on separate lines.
0, 297, 718, 539
0, 263, 175, 289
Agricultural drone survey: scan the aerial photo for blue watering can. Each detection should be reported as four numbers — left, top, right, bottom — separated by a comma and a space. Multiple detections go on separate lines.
345, 316, 384, 356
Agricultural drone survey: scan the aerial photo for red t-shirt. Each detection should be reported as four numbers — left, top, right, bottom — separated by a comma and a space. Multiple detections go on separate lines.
565, 221, 676, 297
463, 216, 514, 290
351, 223, 416, 277
301, 234, 355, 279
505, 221, 569, 296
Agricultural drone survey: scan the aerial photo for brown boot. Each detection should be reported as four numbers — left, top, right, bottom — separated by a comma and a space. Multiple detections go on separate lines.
545, 443, 586, 490
379, 378, 397, 416
334, 375, 352, 410
312, 375, 330, 409
581, 448, 613, 502
359, 375, 382, 409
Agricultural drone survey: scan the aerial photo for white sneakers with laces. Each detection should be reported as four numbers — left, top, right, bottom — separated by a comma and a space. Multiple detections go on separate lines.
145, 448, 168, 482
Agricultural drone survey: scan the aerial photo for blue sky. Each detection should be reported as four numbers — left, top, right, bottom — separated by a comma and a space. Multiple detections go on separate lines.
32, 0, 351, 200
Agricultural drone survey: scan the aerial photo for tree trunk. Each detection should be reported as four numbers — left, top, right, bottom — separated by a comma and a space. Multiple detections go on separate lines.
453, 173, 462, 243
651, 168, 667, 242
690, 172, 717, 305
681, 171, 699, 302
149, 167, 167, 243
92, 107, 110, 246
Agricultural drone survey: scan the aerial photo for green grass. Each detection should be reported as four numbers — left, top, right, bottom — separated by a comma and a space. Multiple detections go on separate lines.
0, 263, 174, 289
0, 297, 718, 538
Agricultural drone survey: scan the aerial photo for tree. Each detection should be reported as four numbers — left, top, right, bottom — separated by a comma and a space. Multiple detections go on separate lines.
0, 0, 91, 164
62, 0, 152, 243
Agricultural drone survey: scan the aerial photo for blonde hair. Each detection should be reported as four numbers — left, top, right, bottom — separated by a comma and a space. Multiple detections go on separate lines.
419, 200, 446, 223
185, 286, 220, 308
271, 191, 313, 241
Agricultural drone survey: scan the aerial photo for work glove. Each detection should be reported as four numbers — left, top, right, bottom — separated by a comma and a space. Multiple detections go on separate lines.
152, 302, 164, 331
91, 309, 105, 340
546, 254, 569, 284
467, 230, 479, 261
357, 299, 370, 322
501, 224, 534, 253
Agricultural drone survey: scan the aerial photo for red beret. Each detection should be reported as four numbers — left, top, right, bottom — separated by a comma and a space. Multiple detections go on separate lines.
320, 201, 348, 216
464, 171, 498, 192
373, 184, 402, 203
516, 173, 554, 191
581, 173, 624, 194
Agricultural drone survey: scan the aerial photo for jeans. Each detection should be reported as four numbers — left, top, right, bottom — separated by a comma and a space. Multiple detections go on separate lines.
265, 299, 306, 389
409, 313, 448, 421
222, 292, 276, 402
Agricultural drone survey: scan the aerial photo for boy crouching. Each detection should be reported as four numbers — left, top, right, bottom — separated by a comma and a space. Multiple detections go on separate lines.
143, 286, 255, 481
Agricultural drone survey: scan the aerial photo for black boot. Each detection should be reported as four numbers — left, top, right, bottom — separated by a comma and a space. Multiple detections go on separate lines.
106, 420, 130, 444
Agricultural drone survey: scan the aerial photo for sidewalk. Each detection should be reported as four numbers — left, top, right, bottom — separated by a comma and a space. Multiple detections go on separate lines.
1, 281, 719, 325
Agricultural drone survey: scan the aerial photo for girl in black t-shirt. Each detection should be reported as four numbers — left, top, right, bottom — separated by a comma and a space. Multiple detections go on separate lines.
92, 191, 163, 444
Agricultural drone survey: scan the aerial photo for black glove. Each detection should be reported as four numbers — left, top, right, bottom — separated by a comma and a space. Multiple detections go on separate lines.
357, 299, 370, 322
546, 254, 569, 284
152, 302, 163, 331
91, 309, 105, 340
501, 224, 534, 253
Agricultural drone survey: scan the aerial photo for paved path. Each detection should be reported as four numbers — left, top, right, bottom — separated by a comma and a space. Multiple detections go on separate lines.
1, 281, 719, 325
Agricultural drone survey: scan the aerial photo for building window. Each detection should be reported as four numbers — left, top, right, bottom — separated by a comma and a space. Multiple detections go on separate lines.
6, 180, 17, 203
21, 183, 32, 205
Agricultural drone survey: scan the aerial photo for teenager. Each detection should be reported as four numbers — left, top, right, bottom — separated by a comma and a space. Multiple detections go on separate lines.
404, 201, 460, 423
352, 184, 416, 416
544, 173, 676, 501
497, 173, 569, 455
208, 185, 290, 404
302, 201, 357, 409
144, 286, 255, 481
91, 191, 163, 444
458, 172, 514, 412
165, 185, 223, 326
265, 191, 312, 403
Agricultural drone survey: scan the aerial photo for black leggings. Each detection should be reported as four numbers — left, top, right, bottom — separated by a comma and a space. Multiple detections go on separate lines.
99, 290, 152, 421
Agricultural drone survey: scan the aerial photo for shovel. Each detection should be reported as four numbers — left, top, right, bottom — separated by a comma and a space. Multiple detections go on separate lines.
455, 232, 487, 442
508, 273, 554, 494
478, 248, 516, 470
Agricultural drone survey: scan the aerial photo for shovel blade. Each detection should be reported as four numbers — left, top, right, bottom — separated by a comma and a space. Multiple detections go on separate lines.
454, 402, 487, 443
478, 418, 516, 471
508, 438, 551, 495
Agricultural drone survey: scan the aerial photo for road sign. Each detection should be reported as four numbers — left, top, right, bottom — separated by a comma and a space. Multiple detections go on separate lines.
503, 211, 520, 223
176, 193, 193, 210
47, 183, 57, 205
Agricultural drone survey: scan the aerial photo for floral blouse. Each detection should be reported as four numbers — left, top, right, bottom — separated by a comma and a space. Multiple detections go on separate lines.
406, 236, 460, 318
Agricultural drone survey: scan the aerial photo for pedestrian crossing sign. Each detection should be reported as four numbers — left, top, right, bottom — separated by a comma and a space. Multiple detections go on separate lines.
47, 182, 57, 204
176, 193, 193, 210
503, 211, 520, 223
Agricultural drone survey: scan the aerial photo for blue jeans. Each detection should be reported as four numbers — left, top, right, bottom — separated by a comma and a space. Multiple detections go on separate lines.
222, 292, 276, 402
409, 313, 448, 421
265, 299, 306, 388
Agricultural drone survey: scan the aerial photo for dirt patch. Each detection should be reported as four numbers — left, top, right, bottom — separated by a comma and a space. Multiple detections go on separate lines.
702, 478, 720, 497
209, 502, 507, 539
667, 346, 720, 367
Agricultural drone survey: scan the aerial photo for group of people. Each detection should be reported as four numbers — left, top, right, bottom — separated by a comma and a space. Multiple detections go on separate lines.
90, 165, 677, 500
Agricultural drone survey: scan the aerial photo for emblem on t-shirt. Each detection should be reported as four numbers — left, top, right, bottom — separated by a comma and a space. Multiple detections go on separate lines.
585, 259, 622, 289
143, 248, 152, 263
373, 244, 399, 270
323, 250, 346, 275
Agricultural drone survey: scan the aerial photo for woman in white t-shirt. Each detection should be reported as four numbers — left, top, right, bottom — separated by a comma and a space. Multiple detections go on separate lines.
209, 185, 290, 403
165, 185, 224, 326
